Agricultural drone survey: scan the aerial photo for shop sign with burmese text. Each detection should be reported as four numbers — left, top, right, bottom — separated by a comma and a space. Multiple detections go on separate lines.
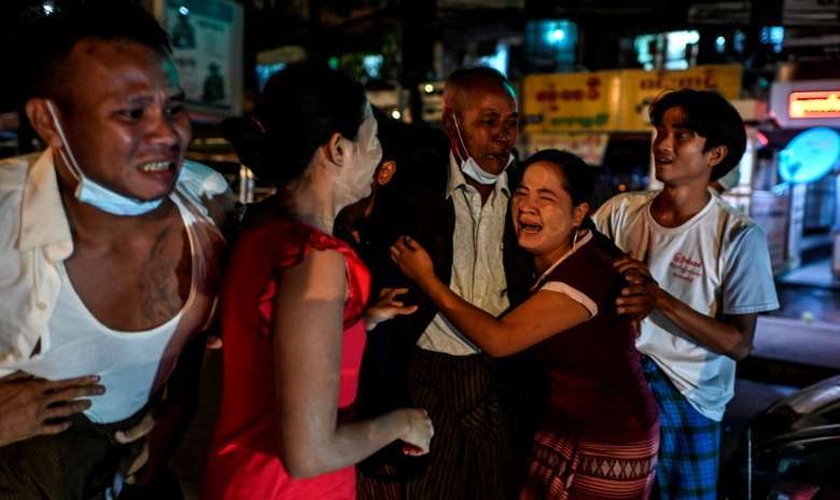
522, 71, 621, 133
522, 65, 741, 133
617, 64, 742, 131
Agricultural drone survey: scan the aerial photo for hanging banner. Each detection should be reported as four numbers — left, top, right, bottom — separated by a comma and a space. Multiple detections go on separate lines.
616, 64, 742, 131
522, 71, 622, 133
158, 0, 243, 120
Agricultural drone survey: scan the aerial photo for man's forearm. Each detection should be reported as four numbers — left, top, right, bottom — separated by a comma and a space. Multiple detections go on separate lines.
655, 291, 751, 360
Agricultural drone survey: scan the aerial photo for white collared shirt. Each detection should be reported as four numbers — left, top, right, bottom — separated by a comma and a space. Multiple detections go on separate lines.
416, 152, 511, 355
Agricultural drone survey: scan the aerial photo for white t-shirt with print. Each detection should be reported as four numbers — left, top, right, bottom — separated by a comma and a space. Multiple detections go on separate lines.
593, 190, 779, 421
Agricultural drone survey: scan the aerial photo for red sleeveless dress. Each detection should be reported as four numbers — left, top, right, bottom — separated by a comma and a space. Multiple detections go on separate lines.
203, 218, 370, 499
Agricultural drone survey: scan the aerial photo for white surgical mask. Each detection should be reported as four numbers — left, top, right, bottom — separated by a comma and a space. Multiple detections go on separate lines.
45, 100, 164, 216
451, 116, 513, 185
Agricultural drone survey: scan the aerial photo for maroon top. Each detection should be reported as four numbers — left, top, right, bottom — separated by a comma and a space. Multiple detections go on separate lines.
532, 231, 657, 441
203, 218, 370, 500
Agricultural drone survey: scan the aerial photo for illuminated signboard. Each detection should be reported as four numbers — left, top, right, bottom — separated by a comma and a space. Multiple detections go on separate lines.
771, 80, 840, 128
789, 91, 840, 119
778, 127, 840, 184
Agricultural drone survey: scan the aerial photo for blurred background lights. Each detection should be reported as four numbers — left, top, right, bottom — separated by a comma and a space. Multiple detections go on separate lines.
716, 35, 726, 53
548, 28, 565, 44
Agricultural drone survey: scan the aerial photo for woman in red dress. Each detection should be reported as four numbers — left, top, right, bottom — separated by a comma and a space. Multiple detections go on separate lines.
203, 64, 433, 500
392, 150, 659, 499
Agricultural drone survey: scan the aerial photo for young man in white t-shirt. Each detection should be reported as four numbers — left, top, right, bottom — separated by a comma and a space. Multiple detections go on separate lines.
593, 89, 779, 500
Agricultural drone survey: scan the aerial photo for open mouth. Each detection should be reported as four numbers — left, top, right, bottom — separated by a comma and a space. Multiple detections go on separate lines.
140, 160, 176, 173
518, 220, 542, 234
485, 152, 509, 162
654, 156, 673, 167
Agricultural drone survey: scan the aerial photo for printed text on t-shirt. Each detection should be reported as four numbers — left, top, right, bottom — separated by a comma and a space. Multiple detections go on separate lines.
669, 252, 703, 282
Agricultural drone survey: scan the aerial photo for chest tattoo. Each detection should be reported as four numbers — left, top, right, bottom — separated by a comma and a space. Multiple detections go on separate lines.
137, 228, 191, 324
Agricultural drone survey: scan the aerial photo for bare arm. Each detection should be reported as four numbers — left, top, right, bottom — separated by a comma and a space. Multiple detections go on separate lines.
615, 257, 757, 360
273, 249, 432, 479
391, 236, 591, 357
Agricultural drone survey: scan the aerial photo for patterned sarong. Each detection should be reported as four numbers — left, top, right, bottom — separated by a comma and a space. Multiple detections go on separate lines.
641, 355, 721, 500
520, 423, 659, 499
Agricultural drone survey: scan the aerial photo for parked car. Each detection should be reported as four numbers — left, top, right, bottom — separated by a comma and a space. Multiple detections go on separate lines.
721, 375, 840, 499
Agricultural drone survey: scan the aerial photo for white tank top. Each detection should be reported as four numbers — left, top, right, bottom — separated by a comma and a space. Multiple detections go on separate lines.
6, 187, 223, 423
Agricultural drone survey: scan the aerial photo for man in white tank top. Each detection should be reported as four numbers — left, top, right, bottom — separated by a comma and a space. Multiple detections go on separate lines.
0, 1, 233, 498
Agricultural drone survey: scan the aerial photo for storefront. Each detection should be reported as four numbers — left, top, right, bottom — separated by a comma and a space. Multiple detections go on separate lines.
761, 80, 840, 282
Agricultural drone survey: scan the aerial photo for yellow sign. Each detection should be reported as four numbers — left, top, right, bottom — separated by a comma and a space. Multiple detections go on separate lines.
521, 65, 743, 133
522, 71, 622, 133
616, 64, 742, 131
789, 91, 840, 119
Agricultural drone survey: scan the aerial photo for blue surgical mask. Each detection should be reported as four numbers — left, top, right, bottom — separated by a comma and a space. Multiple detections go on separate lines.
452, 116, 513, 185
45, 101, 164, 216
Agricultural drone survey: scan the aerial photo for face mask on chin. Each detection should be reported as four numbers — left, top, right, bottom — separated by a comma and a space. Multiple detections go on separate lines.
45, 100, 165, 216
451, 115, 513, 185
